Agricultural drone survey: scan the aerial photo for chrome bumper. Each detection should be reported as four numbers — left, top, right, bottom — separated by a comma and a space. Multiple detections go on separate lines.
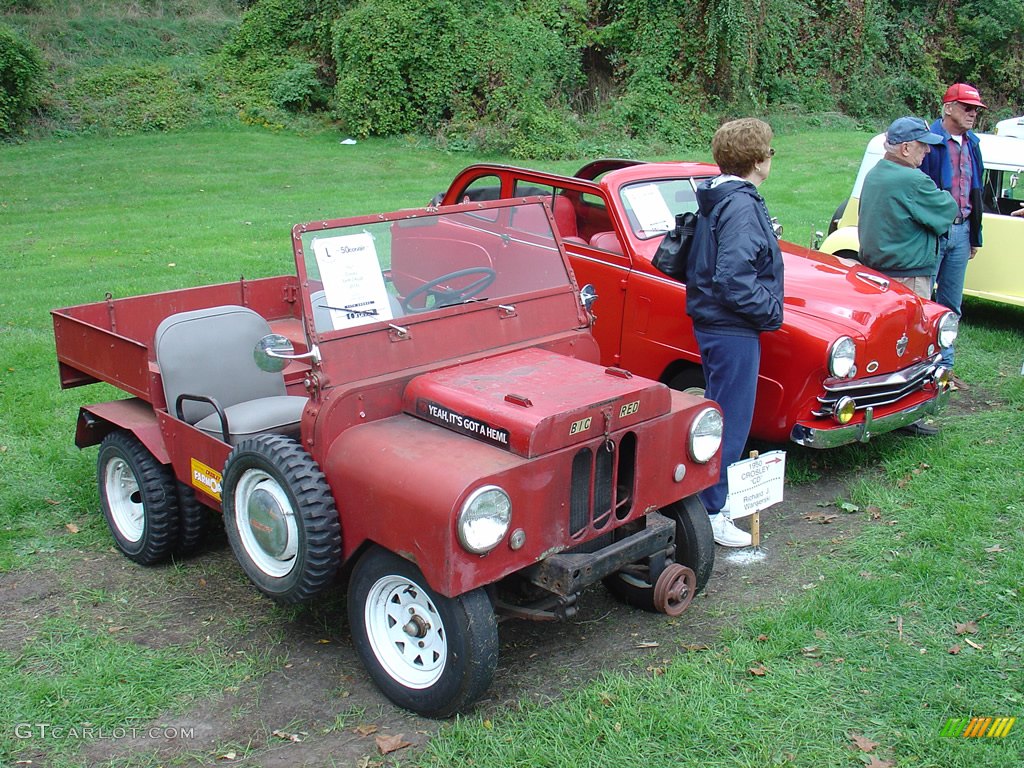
790, 386, 951, 449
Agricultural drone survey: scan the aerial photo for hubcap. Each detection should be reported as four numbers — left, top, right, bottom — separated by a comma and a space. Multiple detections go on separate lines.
104, 457, 144, 543
234, 470, 298, 577
365, 574, 447, 689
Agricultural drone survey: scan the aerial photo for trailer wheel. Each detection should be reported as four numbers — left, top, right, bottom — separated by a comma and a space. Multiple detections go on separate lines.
604, 496, 716, 610
222, 435, 341, 603
97, 431, 180, 565
175, 482, 210, 556
349, 546, 498, 718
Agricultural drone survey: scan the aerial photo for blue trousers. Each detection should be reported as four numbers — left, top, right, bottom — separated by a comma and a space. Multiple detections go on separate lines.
694, 329, 761, 514
934, 221, 971, 368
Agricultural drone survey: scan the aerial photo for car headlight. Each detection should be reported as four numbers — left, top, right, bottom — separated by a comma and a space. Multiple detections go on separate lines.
828, 336, 856, 378
689, 407, 723, 463
457, 486, 511, 554
937, 311, 959, 349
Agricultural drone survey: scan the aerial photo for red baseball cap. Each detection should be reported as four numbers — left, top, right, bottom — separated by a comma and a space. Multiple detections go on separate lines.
942, 83, 986, 108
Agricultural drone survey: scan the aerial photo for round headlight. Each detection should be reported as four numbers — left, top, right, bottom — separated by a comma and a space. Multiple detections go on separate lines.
828, 336, 856, 378
689, 407, 723, 463
937, 311, 959, 349
457, 486, 511, 554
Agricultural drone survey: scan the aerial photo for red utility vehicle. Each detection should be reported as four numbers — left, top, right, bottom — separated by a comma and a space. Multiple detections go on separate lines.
52, 199, 724, 717
438, 161, 959, 448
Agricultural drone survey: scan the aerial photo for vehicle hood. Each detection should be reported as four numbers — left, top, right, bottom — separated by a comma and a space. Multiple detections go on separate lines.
780, 246, 938, 364
404, 347, 671, 458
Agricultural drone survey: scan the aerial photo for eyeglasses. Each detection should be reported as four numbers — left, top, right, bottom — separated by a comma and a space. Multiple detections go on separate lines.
958, 103, 980, 113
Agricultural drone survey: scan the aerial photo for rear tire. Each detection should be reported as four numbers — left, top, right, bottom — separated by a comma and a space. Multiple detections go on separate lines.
222, 435, 341, 603
175, 482, 211, 556
349, 546, 498, 718
604, 496, 716, 610
97, 431, 179, 565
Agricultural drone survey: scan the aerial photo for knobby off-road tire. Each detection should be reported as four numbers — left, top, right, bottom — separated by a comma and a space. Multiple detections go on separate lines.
222, 435, 341, 604
175, 481, 211, 556
97, 431, 180, 565
604, 495, 716, 611
349, 546, 499, 718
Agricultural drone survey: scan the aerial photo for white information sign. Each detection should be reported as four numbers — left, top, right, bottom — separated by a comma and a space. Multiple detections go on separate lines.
312, 232, 393, 329
725, 450, 786, 519
621, 183, 675, 234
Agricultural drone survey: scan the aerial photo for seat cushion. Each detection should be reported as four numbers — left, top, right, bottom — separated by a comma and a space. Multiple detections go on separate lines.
194, 395, 306, 444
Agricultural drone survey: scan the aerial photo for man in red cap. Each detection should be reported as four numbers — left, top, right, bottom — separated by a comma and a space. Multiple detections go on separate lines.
920, 83, 986, 380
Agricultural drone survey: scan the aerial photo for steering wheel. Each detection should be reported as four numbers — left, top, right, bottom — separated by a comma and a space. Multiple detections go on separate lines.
401, 267, 497, 313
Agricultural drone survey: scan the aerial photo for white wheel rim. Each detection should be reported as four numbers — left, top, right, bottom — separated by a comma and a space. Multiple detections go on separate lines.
104, 456, 144, 543
681, 386, 705, 398
233, 469, 298, 578
364, 574, 447, 689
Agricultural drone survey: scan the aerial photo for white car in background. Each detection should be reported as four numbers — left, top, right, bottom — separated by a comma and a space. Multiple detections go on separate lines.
995, 115, 1024, 139
819, 131, 1024, 309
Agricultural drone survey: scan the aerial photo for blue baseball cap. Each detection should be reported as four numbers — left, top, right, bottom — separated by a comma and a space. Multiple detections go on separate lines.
886, 116, 943, 145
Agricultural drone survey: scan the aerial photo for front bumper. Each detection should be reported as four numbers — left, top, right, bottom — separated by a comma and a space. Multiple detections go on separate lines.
523, 511, 675, 596
790, 385, 951, 449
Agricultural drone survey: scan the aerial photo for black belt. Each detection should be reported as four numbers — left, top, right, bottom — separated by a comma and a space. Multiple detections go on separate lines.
952, 216, 966, 225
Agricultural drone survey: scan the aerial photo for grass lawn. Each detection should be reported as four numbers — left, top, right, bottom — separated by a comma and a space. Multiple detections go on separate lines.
1, 126, 1022, 767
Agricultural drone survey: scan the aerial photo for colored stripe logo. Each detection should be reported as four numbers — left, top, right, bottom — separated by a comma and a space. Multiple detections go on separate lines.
941, 716, 1016, 738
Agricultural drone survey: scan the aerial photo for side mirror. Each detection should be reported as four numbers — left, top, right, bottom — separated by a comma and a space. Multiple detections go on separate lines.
254, 334, 320, 372
812, 230, 824, 250
580, 283, 598, 313
771, 217, 784, 239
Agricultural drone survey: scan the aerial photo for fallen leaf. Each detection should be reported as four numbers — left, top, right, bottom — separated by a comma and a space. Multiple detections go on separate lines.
954, 621, 978, 635
354, 724, 379, 737
45, 498, 61, 506
801, 646, 823, 658
217, 752, 237, 761
849, 732, 879, 752
839, 501, 859, 513
859, 571, 875, 579
814, 628, 828, 639
271, 729, 302, 743
317, 638, 331, 644
598, 691, 615, 706
635, 641, 659, 649
65, 523, 80, 534
864, 505, 882, 517
106, 626, 125, 634
984, 544, 1004, 553
375, 733, 411, 755
964, 638, 984, 650
748, 665, 768, 676
948, 644, 962, 654
756, 634, 769, 642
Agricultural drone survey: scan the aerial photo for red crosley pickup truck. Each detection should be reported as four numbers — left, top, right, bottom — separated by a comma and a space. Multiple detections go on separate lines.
438, 159, 959, 448
52, 198, 724, 717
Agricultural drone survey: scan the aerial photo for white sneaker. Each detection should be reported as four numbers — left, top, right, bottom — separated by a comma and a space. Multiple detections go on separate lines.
709, 513, 752, 548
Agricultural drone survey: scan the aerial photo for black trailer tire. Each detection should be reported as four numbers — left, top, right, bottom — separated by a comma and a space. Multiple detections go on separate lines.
175, 482, 210, 556
349, 546, 498, 718
604, 496, 716, 610
97, 431, 180, 565
221, 435, 341, 604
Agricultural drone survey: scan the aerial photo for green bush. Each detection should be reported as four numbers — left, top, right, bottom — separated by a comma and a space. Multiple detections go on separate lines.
0, 23, 43, 136
57, 64, 201, 134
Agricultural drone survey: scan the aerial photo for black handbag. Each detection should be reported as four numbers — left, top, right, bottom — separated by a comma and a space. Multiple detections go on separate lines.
651, 211, 697, 281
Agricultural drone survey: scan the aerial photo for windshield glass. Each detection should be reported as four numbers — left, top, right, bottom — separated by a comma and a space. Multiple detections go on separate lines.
294, 201, 571, 334
619, 178, 708, 240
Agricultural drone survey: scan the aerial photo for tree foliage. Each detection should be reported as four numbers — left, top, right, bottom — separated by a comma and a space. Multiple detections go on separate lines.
0, 22, 43, 136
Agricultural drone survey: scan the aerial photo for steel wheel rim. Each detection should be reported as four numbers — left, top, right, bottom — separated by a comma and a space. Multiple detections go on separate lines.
234, 469, 298, 578
365, 574, 447, 689
104, 456, 144, 543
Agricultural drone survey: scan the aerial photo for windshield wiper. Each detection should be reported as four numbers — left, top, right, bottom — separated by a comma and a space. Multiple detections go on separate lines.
318, 302, 380, 318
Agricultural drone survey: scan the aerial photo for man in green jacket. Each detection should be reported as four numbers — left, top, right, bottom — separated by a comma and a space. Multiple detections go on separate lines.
859, 116, 957, 437
859, 116, 958, 300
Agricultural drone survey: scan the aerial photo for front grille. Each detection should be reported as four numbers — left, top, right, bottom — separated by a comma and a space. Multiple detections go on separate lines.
814, 358, 938, 416
569, 433, 636, 538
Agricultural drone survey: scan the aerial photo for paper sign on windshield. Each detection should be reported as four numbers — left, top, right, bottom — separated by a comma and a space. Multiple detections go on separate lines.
726, 450, 785, 519
312, 232, 394, 329
622, 183, 675, 234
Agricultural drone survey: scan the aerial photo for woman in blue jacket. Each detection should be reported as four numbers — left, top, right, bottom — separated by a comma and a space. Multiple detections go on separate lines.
686, 118, 784, 547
